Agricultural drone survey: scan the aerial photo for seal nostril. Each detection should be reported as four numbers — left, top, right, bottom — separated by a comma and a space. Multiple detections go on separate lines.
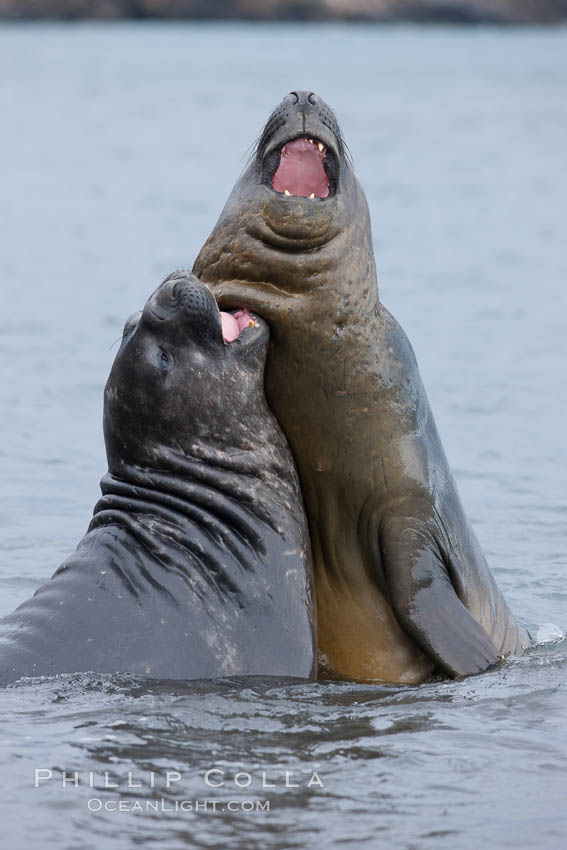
289, 91, 299, 104
308, 92, 318, 105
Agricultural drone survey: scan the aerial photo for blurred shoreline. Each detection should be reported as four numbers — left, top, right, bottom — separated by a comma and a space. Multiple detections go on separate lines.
1, 0, 566, 25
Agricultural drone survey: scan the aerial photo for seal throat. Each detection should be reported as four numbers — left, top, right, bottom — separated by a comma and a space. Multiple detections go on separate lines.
270, 137, 330, 199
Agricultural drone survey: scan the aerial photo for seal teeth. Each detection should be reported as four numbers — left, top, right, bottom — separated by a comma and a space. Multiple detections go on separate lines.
282, 190, 317, 199
305, 138, 325, 153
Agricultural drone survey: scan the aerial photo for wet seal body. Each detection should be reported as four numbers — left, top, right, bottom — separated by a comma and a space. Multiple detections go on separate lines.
194, 92, 529, 683
0, 273, 316, 686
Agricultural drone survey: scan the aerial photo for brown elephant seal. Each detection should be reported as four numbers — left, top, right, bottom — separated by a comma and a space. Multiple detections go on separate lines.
0, 272, 316, 686
193, 91, 529, 683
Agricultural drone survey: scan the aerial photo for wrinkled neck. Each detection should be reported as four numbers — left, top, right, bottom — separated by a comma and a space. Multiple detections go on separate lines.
93, 438, 301, 542
87, 460, 271, 605
194, 174, 380, 321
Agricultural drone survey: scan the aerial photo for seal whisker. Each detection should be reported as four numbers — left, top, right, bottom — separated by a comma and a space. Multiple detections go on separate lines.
109, 335, 123, 350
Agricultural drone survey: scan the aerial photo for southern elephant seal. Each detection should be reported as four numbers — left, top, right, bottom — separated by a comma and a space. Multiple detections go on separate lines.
0, 272, 316, 685
193, 91, 528, 683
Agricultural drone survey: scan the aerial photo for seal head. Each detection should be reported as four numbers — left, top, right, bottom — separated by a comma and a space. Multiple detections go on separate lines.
104, 270, 270, 471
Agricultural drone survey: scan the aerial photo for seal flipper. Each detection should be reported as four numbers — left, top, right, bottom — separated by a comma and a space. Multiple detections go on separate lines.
379, 509, 500, 677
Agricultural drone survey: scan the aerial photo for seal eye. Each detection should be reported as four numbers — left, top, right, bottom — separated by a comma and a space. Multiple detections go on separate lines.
158, 348, 172, 371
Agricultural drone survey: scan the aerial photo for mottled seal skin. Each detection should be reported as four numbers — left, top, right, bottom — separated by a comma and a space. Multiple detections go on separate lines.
193, 91, 529, 683
0, 272, 316, 686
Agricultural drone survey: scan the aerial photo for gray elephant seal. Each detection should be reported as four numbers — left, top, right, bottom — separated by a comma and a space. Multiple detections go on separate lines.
0, 272, 316, 685
193, 91, 528, 683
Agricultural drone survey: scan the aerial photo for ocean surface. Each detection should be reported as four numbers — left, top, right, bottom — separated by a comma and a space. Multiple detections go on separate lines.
0, 21, 566, 850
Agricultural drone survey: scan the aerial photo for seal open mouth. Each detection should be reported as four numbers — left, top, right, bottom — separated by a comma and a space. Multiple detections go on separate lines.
220, 308, 258, 343
272, 137, 329, 199
262, 135, 337, 200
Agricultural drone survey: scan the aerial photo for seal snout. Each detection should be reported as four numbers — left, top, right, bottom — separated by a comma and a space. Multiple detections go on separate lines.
288, 90, 319, 107
147, 272, 260, 347
147, 272, 212, 324
258, 91, 343, 201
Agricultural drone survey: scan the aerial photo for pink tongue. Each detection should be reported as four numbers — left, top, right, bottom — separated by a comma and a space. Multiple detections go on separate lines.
220, 309, 256, 343
221, 312, 239, 342
272, 138, 329, 198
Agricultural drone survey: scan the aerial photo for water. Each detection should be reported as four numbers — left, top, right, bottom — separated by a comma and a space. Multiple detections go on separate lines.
0, 22, 566, 849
